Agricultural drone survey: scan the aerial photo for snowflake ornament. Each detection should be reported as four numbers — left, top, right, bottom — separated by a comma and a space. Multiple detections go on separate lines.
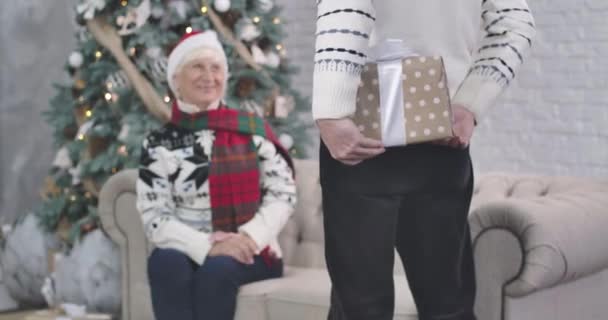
76, 0, 107, 20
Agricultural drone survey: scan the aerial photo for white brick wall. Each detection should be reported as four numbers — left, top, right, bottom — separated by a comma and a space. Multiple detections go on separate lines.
276, 0, 608, 178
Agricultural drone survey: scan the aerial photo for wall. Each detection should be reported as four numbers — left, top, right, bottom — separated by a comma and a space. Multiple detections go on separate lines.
275, 0, 608, 177
0, 0, 76, 224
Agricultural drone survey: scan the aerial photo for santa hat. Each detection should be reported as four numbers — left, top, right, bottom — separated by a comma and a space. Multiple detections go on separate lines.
166, 30, 228, 94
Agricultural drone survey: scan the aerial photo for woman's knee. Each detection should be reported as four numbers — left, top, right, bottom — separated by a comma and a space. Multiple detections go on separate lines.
148, 248, 193, 284
194, 256, 241, 287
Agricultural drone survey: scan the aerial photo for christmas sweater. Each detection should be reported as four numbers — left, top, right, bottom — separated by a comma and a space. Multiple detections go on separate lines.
136, 118, 296, 266
312, 0, 536, 122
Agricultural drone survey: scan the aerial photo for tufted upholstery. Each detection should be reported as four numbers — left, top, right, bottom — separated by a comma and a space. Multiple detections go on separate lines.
99, 159, 608, 320
469, 174, 608, 295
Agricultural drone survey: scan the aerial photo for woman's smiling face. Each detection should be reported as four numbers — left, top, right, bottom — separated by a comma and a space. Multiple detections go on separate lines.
174, 49, 226, 108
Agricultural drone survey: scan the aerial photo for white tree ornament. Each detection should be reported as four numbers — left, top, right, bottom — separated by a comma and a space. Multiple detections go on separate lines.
237, 18, 261, 42
116, 0, 151, 36
168, 0, 191, 20
256, 0, 274, 13
251, 45, 280, 68
146, 47, 162, 59
265, 51, 280, 68
106, 71, 130, 92
214, 0, 231, 13
76, 0, 107, 20
148, 56, 168, 82
241, 100, 264, 118
117, 124, 130, 142
151, 5, 165, 18
251, 45, 267, 65
68, 51, 84, 68
274, 95, 295, 118
69, 164, 83, 186
279, 133, 294, 150
53, 147, 74, 170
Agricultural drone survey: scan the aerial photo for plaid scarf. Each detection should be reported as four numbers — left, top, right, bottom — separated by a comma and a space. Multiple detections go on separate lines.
170, 102, 294, 233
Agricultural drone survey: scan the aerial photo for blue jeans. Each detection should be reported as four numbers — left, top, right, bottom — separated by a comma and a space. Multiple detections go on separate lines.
148, 248, 283, 320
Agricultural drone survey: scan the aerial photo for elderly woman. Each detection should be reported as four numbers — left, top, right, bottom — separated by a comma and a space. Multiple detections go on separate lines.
135, 30, 296, 320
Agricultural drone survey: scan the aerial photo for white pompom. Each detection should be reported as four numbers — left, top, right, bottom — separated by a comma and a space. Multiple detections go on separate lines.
265, 51, 280, 68
214, 0, 231, 12
251, 45, 267, 65
279, 134, 294, 150
68, 51, 84, 68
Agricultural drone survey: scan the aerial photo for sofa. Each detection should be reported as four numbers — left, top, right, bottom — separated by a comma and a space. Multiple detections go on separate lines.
98, 159, 608, 320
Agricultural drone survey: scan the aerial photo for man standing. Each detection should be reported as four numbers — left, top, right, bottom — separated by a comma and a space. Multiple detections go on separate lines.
313, 1, 536, 319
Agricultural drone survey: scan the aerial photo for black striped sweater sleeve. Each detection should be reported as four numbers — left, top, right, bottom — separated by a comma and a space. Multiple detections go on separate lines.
452, 0, 536, 121
312, 0, 375, 120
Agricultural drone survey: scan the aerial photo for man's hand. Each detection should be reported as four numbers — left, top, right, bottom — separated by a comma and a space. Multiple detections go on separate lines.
208, 233, 258, 265
317, 118, 385, 166
434, 104, 476, 148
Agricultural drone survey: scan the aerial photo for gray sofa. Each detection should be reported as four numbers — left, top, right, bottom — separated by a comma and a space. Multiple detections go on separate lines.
98, 159, 608, 320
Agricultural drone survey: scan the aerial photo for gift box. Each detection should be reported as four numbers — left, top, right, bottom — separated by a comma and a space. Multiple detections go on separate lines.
352, 39, 454, 147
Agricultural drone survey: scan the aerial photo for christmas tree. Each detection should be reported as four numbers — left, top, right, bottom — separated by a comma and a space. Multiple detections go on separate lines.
37, 0, 311, 246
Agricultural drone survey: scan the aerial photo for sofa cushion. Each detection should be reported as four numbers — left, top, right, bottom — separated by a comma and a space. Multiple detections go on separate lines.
237, 267, 418, 320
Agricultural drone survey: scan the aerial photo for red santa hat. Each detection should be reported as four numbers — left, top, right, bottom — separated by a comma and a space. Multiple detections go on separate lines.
166, 30, 228, 94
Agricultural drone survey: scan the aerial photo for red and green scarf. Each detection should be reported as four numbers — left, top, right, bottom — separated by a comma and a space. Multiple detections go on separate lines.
170, 102, 294, 233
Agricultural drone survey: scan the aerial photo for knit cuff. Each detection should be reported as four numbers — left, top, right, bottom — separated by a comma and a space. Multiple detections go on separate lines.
451, 73, 505, 122
312, 71, 360, 120
238, 216, 272, 253
159, 220, 211, 265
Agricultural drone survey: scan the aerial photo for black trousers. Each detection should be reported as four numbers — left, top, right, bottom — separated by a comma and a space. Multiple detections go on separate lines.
320, 142, 476, 320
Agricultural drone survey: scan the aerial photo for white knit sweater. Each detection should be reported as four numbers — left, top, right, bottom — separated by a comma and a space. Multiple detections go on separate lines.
136, 110, 296, 266
312, 0, 536, 121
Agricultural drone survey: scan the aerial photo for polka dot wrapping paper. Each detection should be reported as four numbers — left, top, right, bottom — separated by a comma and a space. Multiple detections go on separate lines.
352, 56, 454, 146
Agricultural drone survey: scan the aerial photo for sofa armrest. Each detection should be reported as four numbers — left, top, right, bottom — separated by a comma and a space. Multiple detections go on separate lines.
470, 188, 608, 297
98, 169, 154, 320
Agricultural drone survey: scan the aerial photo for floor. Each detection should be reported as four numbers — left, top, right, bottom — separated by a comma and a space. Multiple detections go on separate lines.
0, 310, 34, 320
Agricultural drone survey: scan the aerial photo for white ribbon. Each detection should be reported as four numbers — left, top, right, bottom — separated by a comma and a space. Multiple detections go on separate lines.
377, 59, 406, 147
371, 39, 418, 147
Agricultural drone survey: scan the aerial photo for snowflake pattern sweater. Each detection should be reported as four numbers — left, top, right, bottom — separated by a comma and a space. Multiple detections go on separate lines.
136, 110, 296, 265
312, 0, 536, 121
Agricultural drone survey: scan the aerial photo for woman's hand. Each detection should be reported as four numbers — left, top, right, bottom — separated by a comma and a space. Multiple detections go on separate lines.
209, 231, 236, 243
208, 233, 258, 265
